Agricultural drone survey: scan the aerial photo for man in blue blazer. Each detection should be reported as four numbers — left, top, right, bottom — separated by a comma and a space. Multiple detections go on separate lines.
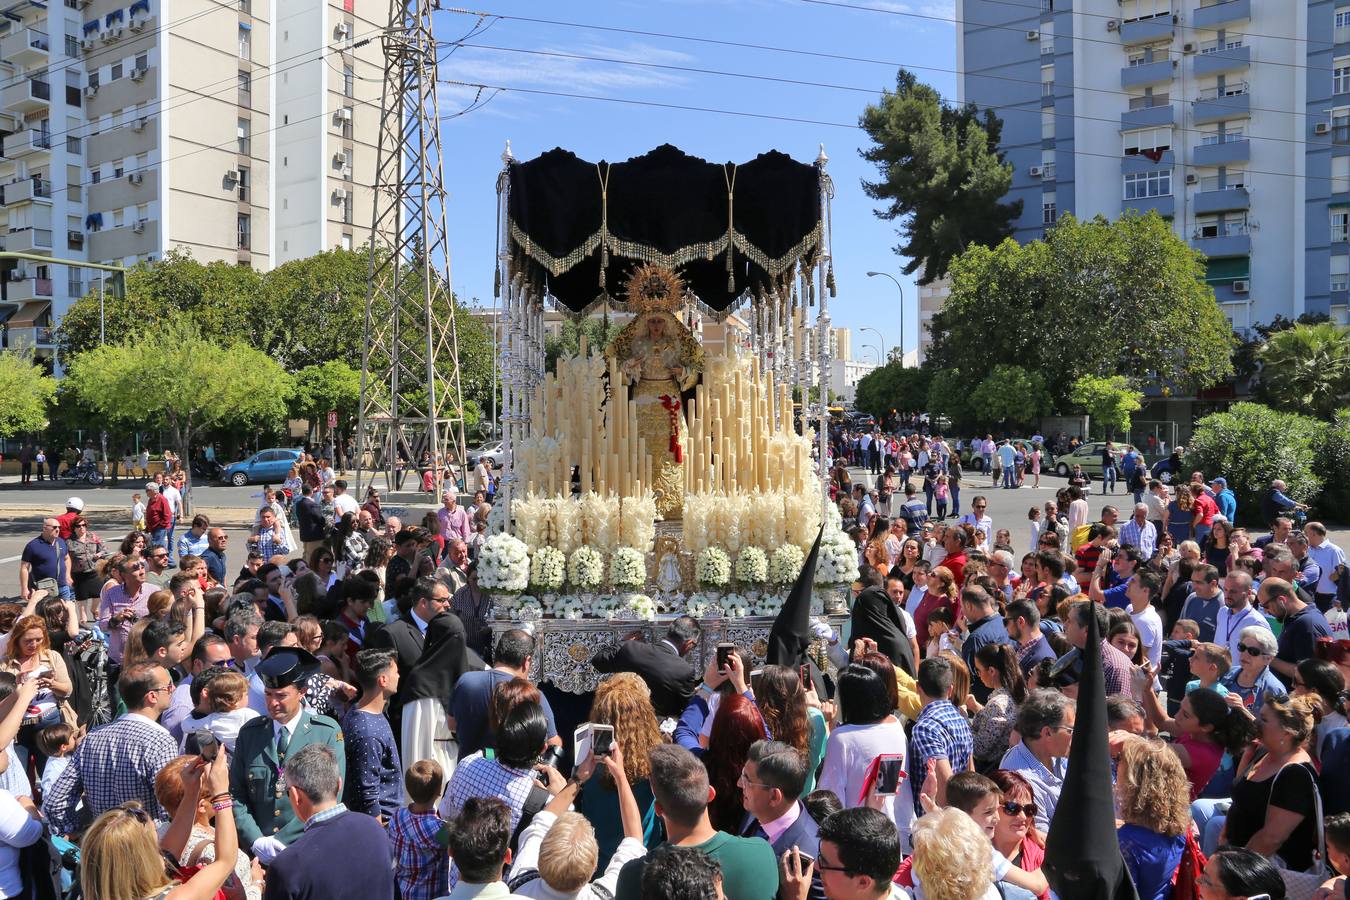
263, 744, 395, 900
739, 740, 826, 900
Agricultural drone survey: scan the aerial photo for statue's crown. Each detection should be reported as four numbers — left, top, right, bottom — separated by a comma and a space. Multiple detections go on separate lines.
625, 264, 686, 314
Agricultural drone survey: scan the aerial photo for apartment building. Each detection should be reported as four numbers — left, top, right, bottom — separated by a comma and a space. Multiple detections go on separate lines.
0, 0, 387, 363
958, 0, 1346, 331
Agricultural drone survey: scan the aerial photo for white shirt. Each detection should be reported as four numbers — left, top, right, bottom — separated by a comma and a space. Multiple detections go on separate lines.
186, 707, 261, 754
0, 789, 43, 898
273, 709, 303, 747
1130, 603, 1164, 670
1214, 603, 1271, 664
332, 492, 359, 522
1307, 540, 1346, 594
508, 809, 646, 899
162, 485, 183, 518
818, 720, 915, 848
957, 513, 993, 544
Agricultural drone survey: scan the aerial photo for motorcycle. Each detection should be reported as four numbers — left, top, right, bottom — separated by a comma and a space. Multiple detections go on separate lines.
63, 460, 104, 486
192, 458, 225, 482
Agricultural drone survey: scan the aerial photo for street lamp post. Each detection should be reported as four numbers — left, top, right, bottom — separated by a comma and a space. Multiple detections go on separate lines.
858, 326, 886, 367
861, 344, 882, 365
866, 271, 905, 366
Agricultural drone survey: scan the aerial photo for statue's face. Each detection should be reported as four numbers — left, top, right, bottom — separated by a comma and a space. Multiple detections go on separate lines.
646, 316, 666, 340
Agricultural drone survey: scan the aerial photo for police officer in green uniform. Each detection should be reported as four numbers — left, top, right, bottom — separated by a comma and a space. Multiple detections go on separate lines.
229, 646, 345, 862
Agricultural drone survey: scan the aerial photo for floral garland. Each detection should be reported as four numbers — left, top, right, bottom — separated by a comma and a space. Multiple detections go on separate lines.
751, 592, 784, 617
557, 595, 587, 620
590, 594, 620, 618
567, 546, 605, 591
618, 593, 656, 620
734, 546, 769, 586
695, 547, 731, 588
685, 593, 713, 618
722, 593, 751, 618
609, 547, 648, 590
478, 533, 530, 593
529, 546, 566, 593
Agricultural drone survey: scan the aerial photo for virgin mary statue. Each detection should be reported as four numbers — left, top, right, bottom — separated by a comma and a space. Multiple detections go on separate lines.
607, 265, 704, 518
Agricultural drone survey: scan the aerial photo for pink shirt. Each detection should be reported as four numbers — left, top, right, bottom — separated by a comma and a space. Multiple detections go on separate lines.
97, 582, 154, 663
758, 800, 802, 846
437, 505, 472, 543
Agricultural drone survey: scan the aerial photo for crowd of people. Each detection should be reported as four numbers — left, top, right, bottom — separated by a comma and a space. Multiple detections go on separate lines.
0, 426, 1347, 900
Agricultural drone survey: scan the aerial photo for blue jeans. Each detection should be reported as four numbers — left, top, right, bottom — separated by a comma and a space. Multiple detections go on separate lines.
1190, 798, 1229, 855
924, 484, 935, 516
165, 520, 176, 562
150, 528, 168, 550
1103, 467, 1116, 493
950, 483, 961, 518
1002, 466, 1016, 488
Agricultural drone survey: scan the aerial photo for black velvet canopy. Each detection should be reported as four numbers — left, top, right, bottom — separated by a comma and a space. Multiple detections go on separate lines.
504, 144, 824, 317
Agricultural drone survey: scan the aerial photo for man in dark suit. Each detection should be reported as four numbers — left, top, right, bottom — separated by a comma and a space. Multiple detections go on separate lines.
264, 744, 395, 900
295, 484, 328, 560
591, 615, 701, 718
739, 740, 825, 900
367, 575, 449, 743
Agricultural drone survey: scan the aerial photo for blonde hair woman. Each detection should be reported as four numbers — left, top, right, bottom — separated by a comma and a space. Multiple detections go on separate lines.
1114, 737, 1193, 899
80, 752, 237, 900
910, 807, 998, 900
576, 673, 665, 868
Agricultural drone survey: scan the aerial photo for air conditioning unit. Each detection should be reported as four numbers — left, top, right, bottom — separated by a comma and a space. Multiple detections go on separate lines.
67, 230, 83, 243
130, 66, 147, 82
1185, 173, 1199, 185
1026, 29, 1040, 40
224, 169, 241, 184
335, 22, 350, 39
340, 165, 352, 178
1182, 41, 1198, 53
83, 85, 98, 98
1106, 19, 1119, 31
1232, 280, 1249, 293
80, 36, 96, 50
1316, 122, 1332, 135
8, 268, 27, 282
129, 16, 145, 31
332, 152, 345, 167
131, 220, 145, 233
1029, 166, 1043, 177
331, 189, 345, 204
131, 117, 147, 132
103, 25, 123, 40
128, 172, 143, 185
339, 108, 352, 122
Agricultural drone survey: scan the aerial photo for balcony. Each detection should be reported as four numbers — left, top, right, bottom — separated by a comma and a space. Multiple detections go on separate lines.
1, 177, 51, 206
1122, 194, 1175, 217
1193, 137, 1250, 165
4, 274, 52, 304
1211, 282, 1250, 304
1194, 42, 1250, 77
1192, 87, 1249, 125
1193, 0, 1250, 29
1193, 186, 1251, 214
88, 219, 158, 261
1, 129, 50, 160
1192, 229, 1251, 257
6, 325, 54, 351
86, 119, 155, 166
1119, 13, 1175, 45
1121, 102, 1174, 130
88, 169, 158, 213
84, 66, 157, 119
0, 28, 48, 66
1, 77, 50, 114
1121, 59, 1175, 88
3, 227, 53, 253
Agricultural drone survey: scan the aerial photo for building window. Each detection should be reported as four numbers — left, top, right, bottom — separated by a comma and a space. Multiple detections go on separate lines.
1041, 65, 1054, 97
136, 53, 147, 70
65, 34, 79, 57
1336, 58, 1350, 96
111, 63, 123, 81
1124, 170, 1171, 199
1333, 209, 1350, 242
238, 70, 251, 104
239, 24, 251, 60
342, 192, 353, 225
342, 108, 353, 139
1042, 192, 1057, 224
1040, 24, 1054, 55
1123, 127, 1172, 155
1121, 0, 1171, 23
1332, 255, 1349, 292
1335, 157, 1350, 194
1040, 0, 1052, 10
67, 135, 80, 153
237, 117, 250, 155
1338, 8, 1350, 44
342, 148, 353, 178
343, 64, 354, 98
237, 166, 249, 202
88, 72, 99, 90
1041, 108, 1054, 140
239, 0, 251, 12
237, 213, 251, 250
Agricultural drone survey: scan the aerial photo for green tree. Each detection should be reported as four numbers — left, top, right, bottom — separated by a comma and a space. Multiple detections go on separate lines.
1256, 322, 1350, 420
860, 69, 1022, 285
927, 368, 975, 430
853, 363, 933, 420
929, 212, 1234, 408
290, 360, 362, 446
545, 316, 626, 372
0, 352, 56, 437
1315, 409, 1350, 516
259, 249, 375, 370
1185, 402, 1323, 525
67, 320, 293, 511
1069, 375, 1144, 438
969, 365, 1049, 427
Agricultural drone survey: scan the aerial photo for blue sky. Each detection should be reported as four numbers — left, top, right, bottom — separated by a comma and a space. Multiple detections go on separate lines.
433, 0, 958, 364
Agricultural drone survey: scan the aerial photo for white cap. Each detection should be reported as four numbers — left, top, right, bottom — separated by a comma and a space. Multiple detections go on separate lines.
65, 497, 84, 511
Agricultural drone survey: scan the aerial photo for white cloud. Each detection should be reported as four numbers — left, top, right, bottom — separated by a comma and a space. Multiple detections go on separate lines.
864, 0, 955, 21
441, 40, 694, 96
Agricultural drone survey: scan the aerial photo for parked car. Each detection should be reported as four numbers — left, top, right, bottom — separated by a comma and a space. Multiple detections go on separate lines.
1053, 441, 1138, 479
470, 440, 507, 469
959, 439, 1054, 473
221, 448, 303, 486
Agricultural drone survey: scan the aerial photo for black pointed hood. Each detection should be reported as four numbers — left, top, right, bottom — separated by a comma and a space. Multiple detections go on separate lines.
766, 525, 823, 668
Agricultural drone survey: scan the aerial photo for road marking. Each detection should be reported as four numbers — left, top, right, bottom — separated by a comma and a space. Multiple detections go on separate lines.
0, 555, 21, 565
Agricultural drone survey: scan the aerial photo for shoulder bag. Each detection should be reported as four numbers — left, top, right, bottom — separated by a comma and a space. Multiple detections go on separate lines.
1268, 762, 1327, 900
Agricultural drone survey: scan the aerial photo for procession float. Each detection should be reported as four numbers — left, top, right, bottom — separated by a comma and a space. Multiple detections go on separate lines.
481, 143, 855, 691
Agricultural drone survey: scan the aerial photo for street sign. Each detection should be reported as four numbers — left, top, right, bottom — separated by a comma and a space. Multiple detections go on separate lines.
327, 410, 338, 429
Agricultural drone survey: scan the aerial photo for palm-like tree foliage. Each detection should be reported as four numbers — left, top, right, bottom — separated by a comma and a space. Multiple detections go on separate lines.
1257, 322, 1350, 419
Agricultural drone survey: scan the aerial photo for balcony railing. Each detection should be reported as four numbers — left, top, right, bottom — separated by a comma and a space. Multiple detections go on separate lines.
1201, 131, 1245, 145
1199, 175, 1247, 192
1041, 163, 1056, 180
1194, 223, 1250, 239
1196, 83, 1248, 100
1335, 125, 1350, 145
30, 79, 50, 100
1198, 39, 1244, 54
1128, 93, 1170, 109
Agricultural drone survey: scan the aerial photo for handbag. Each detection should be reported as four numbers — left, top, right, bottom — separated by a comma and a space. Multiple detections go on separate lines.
1268, 762, 1327, 900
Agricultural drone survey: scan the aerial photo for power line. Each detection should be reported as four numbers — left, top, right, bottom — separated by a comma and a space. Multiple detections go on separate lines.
437, 76, 1347, 187
447, 41, 1322, 153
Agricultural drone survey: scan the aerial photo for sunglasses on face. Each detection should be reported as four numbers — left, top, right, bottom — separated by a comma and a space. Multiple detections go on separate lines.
1002, 801, 1038, 818
1238, 643, 1267, 656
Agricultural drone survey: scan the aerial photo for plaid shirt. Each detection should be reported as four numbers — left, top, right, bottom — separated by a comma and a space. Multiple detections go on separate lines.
908, 700, 973, 808
439, 752, 538, 889
1100, 640, 1135, 696
253, 527, 291, 561
43, 713, 178, 834
1118, 518, 1157, 559
388, 807, 448, 900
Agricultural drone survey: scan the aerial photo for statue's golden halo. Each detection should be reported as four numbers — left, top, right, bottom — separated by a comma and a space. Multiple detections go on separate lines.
624, 264, 686, 315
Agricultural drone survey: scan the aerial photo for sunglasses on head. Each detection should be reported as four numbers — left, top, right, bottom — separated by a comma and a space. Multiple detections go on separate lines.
1002, 800, 1038, 818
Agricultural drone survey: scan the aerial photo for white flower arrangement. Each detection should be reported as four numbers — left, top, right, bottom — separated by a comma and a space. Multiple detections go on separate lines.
478, 533, 530, 593
695, 547, 732, 588
682, 495, 712, 554
609, 547, 648, 590
769, 544, 806, 585
529, 546, 566, 593
723, 593, 752, 618
557, 595, 587, 620
734, 546, 769, 585
515, 596, 543, 621
685, 593, 713, 618
619, 593, 656, 620
590, 594, 620, 618
815, 530, 860, 586
567, 546, 605, 591
751, 592, 785, 617
618, 492, 659, 552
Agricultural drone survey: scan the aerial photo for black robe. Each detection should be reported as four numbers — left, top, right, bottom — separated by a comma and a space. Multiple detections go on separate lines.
848, 586, 916, 677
